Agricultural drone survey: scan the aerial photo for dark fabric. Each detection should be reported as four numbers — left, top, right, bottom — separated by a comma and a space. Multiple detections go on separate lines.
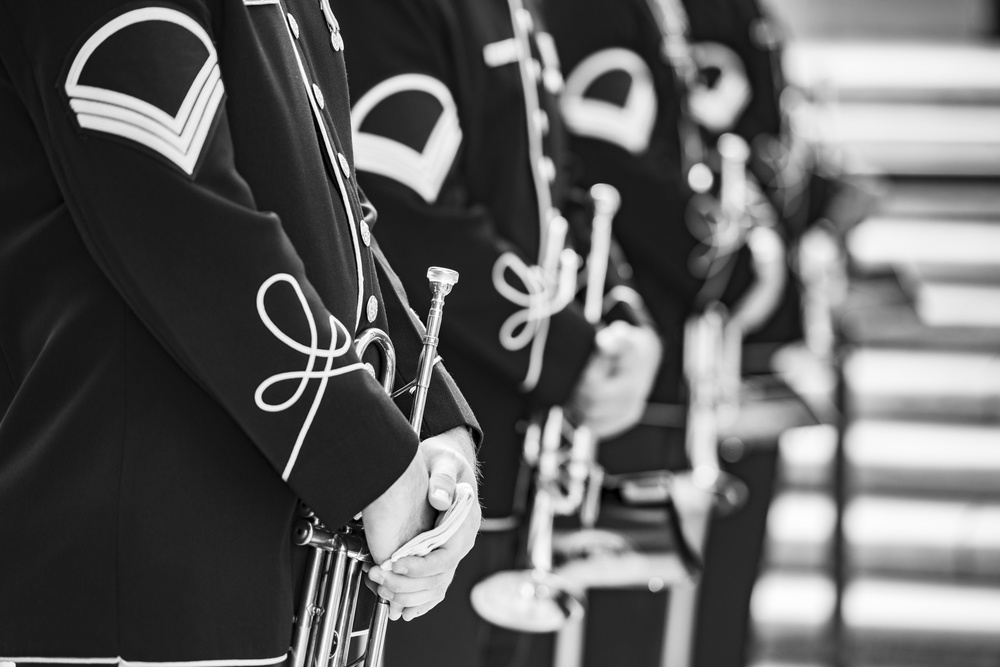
542, 0, 760, 408
519, 589, 670, 667
335, 0, 619, 520
0, 0, 478, 660
681, 0, 785, 143
692, 444, 780, 667
384, 530, 520, 667
681, 0, 809, 351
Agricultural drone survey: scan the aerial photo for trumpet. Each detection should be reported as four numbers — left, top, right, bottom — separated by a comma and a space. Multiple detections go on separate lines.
290, 266, 459, 667
686, 132, 787, 515
470, 184, 624, 633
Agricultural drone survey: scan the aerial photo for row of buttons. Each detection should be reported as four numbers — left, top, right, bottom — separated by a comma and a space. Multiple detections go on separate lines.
286, 7, 377, 325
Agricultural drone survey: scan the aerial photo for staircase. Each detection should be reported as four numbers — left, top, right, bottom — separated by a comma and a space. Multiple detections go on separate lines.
745, 3, 1000, 666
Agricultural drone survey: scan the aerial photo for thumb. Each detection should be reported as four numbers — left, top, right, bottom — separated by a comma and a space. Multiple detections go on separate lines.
426, 453, 460, 511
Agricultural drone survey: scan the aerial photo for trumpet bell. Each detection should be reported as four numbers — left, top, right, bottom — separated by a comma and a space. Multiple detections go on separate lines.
470, 568, 586, 633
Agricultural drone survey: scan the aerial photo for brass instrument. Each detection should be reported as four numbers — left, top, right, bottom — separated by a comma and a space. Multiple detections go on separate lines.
290, 267, 459, 667
686, 132, 787, 515
470, 185, 622, 633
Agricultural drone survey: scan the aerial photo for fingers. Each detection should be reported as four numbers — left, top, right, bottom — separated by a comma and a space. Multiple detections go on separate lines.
419, 428, 478, 511
426, 451, 460, 511
367, 563, 454, 620
401, 600, 440, 622
361, 453, 434, 564
387, 596, 444, 622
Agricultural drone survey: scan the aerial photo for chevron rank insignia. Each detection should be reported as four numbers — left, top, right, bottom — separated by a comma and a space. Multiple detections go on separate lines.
561, 48, 657, 155
351, 74, 462, 204
64, 6, 225, 176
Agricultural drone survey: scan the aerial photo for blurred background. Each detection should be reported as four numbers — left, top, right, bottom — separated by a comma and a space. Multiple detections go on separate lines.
741, 1, 1000, 666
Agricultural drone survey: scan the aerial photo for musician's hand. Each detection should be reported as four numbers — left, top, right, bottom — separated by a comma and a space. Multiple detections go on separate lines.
367, 426, 482, 621
419, 426, 476, 506
569, 321, 662, 438
362, 451, 436, 565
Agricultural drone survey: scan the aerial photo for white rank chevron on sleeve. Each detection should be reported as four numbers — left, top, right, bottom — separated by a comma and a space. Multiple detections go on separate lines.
560, 48, 657, 155
351, 74, 463, 204
64, 7, 225, 176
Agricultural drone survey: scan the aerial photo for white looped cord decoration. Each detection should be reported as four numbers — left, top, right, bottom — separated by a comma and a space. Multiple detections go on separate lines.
255, 274, 365, 480
492, 253, 574, 391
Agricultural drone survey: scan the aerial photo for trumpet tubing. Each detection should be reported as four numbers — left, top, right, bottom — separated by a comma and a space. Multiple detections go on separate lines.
290, 267, 459, 667
470, 185, 624, 634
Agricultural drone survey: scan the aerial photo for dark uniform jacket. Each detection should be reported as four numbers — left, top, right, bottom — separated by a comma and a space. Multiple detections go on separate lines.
542, 0, 755, 425
681, 0, 785, 143
682, 0, 819, 350
0, 0, 478, 663
333, 0, 644, 519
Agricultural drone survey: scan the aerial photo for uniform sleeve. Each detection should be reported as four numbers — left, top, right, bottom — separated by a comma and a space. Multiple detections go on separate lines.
0, 2, 418, 532
339, 0, 597, 408
544, 0, 713, 309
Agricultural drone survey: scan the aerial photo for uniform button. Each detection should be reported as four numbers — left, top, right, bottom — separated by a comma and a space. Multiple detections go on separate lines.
366, 295, 379, 323
544, 69, 564, 95
337, 152, 350, 178
312, 83, 325, 109
539, 156, 556, 183
687, 162, 714, 193
360, 220, 372, 246
530, 59, 543, 82
287, 13, 300, 39
534, 109, 549, 135
331, 30, 345, 52
516, 8, 534, 33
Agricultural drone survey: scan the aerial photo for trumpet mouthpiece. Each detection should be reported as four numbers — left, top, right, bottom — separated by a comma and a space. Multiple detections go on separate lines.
427, 266, 459, 288
718, 133, 751, 163
589, 183, 621, 213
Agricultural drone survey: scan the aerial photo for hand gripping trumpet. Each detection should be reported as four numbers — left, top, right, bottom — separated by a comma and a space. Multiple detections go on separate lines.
290, 267, 459, 667
469, 184, 620, 633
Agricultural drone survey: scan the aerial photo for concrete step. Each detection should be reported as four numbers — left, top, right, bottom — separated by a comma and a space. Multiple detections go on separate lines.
750, 571, 837, 652
845, 420, 1000, 496
785, 42, 1000, 104
848, 216, 1000, 278
767, 0, 995, 40
765, 491, 837, 569
875, 179, 1000, 220
838, 297, 1000, 352
844, 349, 1000, 420
845, 495, 1000, 578
815, 103, 1000, 177
835, 277, 1000, 350
844, 577, 1000, 650
776, 424, 838, 490
914, 280, 1000, 328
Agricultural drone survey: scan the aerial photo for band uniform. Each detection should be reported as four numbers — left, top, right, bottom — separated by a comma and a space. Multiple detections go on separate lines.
540, 0, 765, 664
0, 1, 479, 664
331, 0, 657, 664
